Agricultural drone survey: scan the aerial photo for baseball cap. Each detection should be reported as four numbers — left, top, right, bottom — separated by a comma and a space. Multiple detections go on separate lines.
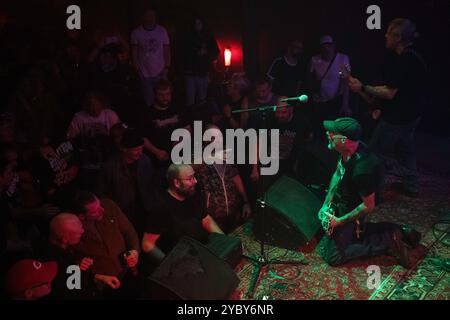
323, 117, 362, 141
5, 259, 58, 297
320, 35, 334, 45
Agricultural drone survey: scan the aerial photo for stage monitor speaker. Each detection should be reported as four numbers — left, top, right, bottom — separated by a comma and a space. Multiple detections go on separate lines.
253, 175, 322, 250
142, 237, 240, 300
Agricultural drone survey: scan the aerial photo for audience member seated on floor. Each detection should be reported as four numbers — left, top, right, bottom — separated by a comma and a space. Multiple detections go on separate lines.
140, 79, 190, 184
194, 124, 252, 233
141, 164, 224, 265
240, 75, 279, 129
25, 134, 79, 209
72, 192, 141, 299
180, 15, 220, 107
66, 91, 120, 189
96, 128, 154, 233
317, 118, 422, 268
267, 39, 307, 97
4, 259, 57, 300
221, 73, 251, 130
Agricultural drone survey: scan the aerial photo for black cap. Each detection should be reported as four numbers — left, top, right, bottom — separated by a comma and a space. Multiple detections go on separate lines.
121, 128, 144, 148
323, 117, 362, 141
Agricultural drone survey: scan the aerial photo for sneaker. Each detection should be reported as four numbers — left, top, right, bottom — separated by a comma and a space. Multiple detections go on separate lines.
390, 230, 414, 269
401, 225, 422, 248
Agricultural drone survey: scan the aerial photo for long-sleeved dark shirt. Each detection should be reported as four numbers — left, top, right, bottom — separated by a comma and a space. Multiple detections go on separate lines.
74, 198, 140, 277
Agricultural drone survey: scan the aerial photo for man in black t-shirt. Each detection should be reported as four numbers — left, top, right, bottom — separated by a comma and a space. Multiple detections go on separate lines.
318, 118, 421, 268
267, 40, 306, 97
141, 164, 224, 263
349, 18, 428, 198
140, 80, 190, 184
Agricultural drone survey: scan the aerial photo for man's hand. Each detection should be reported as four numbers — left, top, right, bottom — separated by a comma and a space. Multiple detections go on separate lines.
124, 250, 139, 268
348, 75, 363, 93
94, 274, 121, 289
242, 203, 252, 219
79, 257, 94, 271
326, 212, 344, 229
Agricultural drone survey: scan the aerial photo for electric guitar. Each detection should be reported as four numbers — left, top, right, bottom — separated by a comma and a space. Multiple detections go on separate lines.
318, 202, 337, 236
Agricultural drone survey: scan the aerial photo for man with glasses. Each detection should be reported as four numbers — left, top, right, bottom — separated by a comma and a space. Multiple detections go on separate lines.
141, 164, 223, 264
318, 118, 421, 268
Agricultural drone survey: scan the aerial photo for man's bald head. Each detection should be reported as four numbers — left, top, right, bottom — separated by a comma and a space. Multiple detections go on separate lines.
49, 213, 84, 248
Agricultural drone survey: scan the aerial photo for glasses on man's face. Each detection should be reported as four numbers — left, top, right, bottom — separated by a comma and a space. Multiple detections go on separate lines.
178, 175, 196, 182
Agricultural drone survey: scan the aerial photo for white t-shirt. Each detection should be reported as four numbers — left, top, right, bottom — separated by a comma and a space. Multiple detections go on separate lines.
310, 53, 350, 102
67, 109, 120, 138
131, 25, 170, 78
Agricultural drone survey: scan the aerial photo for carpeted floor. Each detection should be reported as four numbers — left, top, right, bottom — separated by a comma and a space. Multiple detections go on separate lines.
229, 134, 450, 300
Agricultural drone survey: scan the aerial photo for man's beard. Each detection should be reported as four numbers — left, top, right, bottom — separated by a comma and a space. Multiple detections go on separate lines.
179, 187, 196, 197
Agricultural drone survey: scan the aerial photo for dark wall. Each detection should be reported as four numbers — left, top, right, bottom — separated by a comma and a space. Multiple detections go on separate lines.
2, 0, 449, 135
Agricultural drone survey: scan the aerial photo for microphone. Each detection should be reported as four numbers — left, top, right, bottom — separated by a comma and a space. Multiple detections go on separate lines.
280, 94, 309, 103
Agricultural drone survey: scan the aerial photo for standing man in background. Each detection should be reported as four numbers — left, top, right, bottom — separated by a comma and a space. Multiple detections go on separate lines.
131, 7, 171, 107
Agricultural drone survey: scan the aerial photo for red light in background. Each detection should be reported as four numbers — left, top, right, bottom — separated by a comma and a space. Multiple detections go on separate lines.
224, 48, 232, 67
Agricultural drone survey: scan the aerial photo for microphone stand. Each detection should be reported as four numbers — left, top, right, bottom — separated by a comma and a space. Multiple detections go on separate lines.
232, 101, 308, 299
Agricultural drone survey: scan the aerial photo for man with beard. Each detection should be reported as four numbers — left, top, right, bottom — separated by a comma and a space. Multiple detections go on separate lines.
318, 117, 421, 268
141, 164, 223, 263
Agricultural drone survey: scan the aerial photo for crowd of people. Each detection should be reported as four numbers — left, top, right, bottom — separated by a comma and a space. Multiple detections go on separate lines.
0, 4, 428, 300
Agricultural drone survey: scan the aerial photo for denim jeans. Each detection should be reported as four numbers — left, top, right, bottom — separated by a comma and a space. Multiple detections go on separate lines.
320, 221, 400, 266
185, 75, 209, 106
370, 118, 421, 195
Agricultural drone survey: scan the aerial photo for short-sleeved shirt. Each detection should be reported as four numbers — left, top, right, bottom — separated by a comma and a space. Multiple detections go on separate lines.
335, 143, 380, 216
141, 105, 188, 154
381, 46, 428, 124
310, 53, 350, 102
145, 191, 208, 253
267, 56, 306, 97
130, 25, 170, 78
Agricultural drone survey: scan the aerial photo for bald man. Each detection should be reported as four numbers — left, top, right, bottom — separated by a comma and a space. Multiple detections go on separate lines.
142, 164, 224, 263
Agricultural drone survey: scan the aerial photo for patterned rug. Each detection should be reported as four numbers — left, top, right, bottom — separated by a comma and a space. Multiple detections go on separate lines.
229, 170, 450, 300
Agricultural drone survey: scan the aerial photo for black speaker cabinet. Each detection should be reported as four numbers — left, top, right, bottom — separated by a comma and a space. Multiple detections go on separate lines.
142, 237, 240, 300
253, 175, 322, 249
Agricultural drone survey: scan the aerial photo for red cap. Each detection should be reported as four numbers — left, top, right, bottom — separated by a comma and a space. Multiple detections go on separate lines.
5, 259, 58, 296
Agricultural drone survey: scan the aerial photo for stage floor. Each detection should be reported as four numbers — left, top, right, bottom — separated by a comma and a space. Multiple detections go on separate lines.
230, 133, 450, 300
